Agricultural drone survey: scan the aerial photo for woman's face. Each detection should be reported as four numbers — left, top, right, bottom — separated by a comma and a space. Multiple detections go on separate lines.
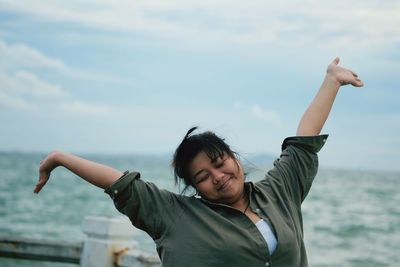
189, 151, 245, 205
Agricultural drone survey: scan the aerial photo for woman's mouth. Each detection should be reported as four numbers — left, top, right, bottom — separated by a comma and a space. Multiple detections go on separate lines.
217, 177, 232, 191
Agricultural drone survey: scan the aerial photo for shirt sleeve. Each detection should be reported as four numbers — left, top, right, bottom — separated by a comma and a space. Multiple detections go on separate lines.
262, 135, 328, 205
104, 171, 181, 241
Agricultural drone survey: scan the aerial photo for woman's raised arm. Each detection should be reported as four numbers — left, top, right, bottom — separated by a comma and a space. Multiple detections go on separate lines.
296, 57, 364, 136
34, 151, 123, 193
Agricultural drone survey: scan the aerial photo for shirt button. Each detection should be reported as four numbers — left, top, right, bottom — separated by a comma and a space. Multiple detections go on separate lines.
114, 189, 118, 195
265, 262, 270, 266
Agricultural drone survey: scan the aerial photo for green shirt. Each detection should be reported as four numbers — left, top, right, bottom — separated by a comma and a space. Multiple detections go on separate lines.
105, 135, 328, 267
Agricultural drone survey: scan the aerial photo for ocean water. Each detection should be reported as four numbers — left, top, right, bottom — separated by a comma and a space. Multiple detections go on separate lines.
0, 152, 399, 267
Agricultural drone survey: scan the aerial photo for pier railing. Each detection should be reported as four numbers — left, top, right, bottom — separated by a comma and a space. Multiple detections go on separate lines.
0, 216, 161, 267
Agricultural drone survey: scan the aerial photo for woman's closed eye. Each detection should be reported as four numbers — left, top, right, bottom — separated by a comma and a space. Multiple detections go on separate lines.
195, 173, 209, 184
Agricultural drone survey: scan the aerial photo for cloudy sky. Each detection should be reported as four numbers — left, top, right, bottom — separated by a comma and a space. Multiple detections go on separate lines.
1, 0, 399, 171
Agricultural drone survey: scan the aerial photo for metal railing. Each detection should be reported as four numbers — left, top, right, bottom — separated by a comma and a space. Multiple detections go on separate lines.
0, 216, 161, 267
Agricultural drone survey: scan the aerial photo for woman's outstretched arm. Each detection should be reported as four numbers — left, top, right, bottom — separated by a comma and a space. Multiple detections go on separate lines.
296, 57, 364, 136
34, 151, 123, 193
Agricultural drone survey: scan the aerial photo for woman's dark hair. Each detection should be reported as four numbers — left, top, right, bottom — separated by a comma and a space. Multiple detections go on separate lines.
172, 127, 237, 194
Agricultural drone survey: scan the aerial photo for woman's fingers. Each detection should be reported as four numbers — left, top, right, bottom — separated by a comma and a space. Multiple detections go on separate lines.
352, 78, 364, 87
33, 184, 42, 194
34, 152, 60, 194
34, 180, 43, 194
328, 58, 364, 87
333, 57, 340, 65
34, 182, 42, 193
34, 173, 49, 193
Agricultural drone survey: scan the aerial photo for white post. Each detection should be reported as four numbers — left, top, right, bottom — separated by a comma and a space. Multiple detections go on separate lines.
80, 216, 138, 267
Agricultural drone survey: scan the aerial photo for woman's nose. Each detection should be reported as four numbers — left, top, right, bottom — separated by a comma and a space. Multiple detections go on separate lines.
212, 170, 224, 184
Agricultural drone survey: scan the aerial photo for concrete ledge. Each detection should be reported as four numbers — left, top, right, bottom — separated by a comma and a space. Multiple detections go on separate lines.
82, 216, 139, 240
119, 250, 161, 267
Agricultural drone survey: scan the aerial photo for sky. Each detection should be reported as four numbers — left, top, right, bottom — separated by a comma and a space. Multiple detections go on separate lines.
0, 0, 399, 171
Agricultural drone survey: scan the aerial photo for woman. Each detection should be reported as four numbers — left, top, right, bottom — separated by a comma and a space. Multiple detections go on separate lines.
34, 58, 363, 267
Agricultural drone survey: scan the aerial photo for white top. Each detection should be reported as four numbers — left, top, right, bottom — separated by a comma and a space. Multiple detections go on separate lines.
255, 219, 278, 255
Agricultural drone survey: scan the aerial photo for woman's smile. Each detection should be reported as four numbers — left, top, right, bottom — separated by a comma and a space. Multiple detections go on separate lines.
189, 151, 245, 205
217, 177, 233, 191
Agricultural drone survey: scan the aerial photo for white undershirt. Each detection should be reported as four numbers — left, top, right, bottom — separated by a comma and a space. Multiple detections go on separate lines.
255, 219, 278, 255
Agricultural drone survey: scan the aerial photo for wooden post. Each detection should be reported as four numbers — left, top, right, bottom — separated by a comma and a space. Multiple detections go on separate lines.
80, 216, 139, 267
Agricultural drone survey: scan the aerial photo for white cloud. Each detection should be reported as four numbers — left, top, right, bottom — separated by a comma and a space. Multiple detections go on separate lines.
0, 40, 69, 107
0, 40, 66, 71
59, 100, 112, 117
250, 104, 279, 122
0, 39, 68, 111
0, 39, 129, 121
1, 0, 399, 51
0, 70, 68, 106
0, 90, 36, 110
11, 71, 67, 97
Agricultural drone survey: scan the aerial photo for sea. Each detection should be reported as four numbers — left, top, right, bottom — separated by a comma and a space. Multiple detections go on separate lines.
0, 151, 399, 267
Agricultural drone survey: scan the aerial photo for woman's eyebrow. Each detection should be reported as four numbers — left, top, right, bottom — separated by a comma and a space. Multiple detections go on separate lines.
210, 154, 224, 163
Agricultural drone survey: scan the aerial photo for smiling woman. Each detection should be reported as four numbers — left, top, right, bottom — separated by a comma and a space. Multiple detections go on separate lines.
174, 128, 246, 207
34, 58, 363, 267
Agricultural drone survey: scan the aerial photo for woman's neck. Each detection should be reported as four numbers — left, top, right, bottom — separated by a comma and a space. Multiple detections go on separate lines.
230, 188, 249, 213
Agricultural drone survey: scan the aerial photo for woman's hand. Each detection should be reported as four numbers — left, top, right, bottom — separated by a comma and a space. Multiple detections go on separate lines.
296, 57, 364, 136
326, 57, 364, 87
34, 151, 61, 193
34, 151, 123, 193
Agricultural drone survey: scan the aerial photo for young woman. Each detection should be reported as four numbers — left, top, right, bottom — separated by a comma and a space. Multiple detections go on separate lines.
34, 57, 363, 267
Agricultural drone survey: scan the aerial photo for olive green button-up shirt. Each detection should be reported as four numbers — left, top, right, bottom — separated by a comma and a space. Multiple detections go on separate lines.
105, 135, 328, 267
